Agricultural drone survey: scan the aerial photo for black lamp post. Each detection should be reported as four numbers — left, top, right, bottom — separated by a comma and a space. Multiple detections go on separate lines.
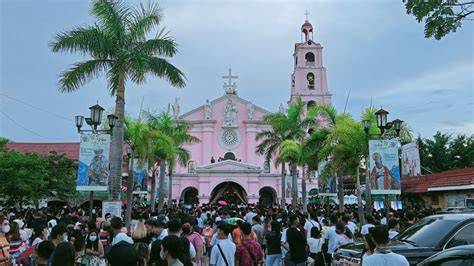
75, 103, 117, 221
363, 107, 403, 217
75, 103, 117, 134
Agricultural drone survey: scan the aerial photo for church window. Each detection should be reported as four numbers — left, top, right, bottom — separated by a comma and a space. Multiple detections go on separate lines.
187, 160, 196, 173
307, 72, 315, 90
224, 152, 236, 161
263, 161, 270, 173
305, 52, 315, 66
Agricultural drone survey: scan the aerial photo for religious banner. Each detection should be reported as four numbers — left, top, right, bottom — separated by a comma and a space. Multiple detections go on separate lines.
401, 142, 421, 178
154, 166, 169, 198
102, 200, 122, 218
317, 161, 336, 194
76, 134, 110, 191
131, 159, 148, 193
284, 174, 293, 198
369, 139, 401, 195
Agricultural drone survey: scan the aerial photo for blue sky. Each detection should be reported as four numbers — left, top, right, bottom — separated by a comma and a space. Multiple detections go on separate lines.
1, 0, 472, 142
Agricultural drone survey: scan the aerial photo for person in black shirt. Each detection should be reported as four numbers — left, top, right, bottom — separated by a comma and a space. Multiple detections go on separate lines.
285, 215, 308, 265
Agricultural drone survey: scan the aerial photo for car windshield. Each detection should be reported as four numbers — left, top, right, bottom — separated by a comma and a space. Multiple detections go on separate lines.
396, 216, 459, 247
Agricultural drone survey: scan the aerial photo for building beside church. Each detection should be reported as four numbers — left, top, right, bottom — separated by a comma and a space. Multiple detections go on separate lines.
172, 19, 333, 205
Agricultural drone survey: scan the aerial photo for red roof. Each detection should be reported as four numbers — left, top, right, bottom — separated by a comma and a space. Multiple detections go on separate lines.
6, 142, 130, 161
402, 167, 474, 193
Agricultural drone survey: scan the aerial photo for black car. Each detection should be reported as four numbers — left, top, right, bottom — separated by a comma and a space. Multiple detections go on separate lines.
418, 244, 474, 265
333, 213, 474, 265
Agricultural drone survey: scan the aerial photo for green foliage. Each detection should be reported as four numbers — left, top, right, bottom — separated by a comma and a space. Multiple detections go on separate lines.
0, 138, 8, 151
418, 132, 473, 174
404, 0, 473, 40
51, 0, 186, 93
0, 151, 75, 207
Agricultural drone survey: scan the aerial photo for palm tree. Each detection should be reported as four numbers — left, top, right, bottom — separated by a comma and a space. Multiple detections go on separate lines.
123, 116, 149, 227
51, 0, 186, 200
165, 122, 199, 204
256, 98, 314, 208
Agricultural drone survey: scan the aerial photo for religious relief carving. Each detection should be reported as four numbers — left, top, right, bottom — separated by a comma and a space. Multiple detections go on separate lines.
247, 101, 254, 120
223, 99, 237, 127
171, 97, 180, 119
204, 99, 212, 120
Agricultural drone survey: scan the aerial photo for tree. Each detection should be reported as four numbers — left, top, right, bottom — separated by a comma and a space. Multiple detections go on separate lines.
123, 116, 149, 226
256, 98, 315, 208
419, 132, 473, 174
404, 0, 474, 40
51, 0, 186, 200
0, 151, 75, 208
0, 138, 8, 151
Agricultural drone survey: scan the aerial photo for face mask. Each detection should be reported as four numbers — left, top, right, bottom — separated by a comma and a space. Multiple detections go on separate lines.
160, 250, 166, 260
2, 225, 10, 233
44, 230, 49, 239
182, 226, 191, 235
89, 235, 97, 242
62, 234, 68, 242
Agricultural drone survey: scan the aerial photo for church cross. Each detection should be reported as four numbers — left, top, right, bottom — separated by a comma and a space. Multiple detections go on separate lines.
222, 68, 238, 86
304, 10, 310, 20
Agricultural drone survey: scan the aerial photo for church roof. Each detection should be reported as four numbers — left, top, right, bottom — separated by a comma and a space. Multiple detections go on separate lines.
196, 159, 262, 174
178, 94, 271, 120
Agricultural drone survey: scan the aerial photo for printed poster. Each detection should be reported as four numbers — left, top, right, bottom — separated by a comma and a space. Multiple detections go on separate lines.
102, 200, 122, 218
76, 134, 110, 191
401, 142, 421, 178
317, 160, 336, 194
369, 139, 401, 195
131, 159, 148, 193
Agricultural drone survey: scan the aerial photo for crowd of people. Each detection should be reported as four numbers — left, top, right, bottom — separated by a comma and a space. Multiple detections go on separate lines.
0, 202, 438, 266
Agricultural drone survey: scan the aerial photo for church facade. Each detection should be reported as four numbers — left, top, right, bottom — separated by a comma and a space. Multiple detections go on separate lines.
171, 19, 332, 205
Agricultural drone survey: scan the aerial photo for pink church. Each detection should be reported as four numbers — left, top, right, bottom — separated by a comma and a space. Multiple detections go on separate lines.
170, 20, 332, 205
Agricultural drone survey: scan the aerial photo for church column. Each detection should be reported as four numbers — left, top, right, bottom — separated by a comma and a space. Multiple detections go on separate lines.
201, 121, 215, 164
244, 122, 258, 165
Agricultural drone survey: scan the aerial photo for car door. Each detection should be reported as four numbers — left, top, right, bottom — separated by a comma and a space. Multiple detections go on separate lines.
444, 223, 474, 249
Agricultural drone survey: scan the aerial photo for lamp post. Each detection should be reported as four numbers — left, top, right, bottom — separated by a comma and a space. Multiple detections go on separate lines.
363, 107, 403, 218
76, 103, 117, 221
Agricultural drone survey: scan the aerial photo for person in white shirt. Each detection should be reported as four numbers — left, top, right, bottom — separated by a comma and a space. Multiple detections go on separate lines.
325, 215, 339, 255
110, 217, 133, 245
244, 209, 257, 224
363, 225, 409, 266
333, 222, 353, 250
307, 227, 325, 264
210, 223, 236, 266
342, 215, 358, 236
387, 219, 399, 240
304, 212, 321, 238
361, 216, 376, 235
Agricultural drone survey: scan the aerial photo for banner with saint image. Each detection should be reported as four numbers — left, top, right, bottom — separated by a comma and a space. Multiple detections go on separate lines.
369, 139, 401, 195
401, 142, 421, 178
131, 159, 148, 193
76, 134, 110, 191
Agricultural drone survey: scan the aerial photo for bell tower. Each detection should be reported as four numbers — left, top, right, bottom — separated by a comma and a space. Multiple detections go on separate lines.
289, 17, 332, 108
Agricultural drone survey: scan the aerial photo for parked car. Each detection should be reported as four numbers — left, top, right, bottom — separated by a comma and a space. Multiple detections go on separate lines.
333, 213, 474, 265
418, 244, 474, 265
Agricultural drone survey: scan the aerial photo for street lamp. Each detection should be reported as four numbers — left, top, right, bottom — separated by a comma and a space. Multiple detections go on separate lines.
75, 103, 117, 134
75, 102, 116, 221
363, 107, 404, 217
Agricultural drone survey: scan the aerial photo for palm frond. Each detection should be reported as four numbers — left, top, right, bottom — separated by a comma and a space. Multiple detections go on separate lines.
50, 26, 112, 58
136, 36, 178, 57
146, 57, 186, 88
127, 2, 162, 43
58, 59, 112, 92
91, 0, 128, 43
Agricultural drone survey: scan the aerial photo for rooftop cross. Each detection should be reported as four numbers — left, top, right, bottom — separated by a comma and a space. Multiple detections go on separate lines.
222, 68, 238, 86
222, 68, 238, 95
304, 9, 310, 20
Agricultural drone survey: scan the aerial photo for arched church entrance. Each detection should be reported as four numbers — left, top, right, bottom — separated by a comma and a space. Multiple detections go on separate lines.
209, 182, 247, 205
181, 187, 199, 205
259, 187, 277, 207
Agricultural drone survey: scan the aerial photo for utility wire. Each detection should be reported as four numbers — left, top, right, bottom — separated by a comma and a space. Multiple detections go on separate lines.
0, 93, 74, 123
0, 109, 66, 140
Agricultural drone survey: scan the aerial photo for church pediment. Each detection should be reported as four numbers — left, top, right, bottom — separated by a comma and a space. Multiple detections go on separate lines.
196, 160, 262, 174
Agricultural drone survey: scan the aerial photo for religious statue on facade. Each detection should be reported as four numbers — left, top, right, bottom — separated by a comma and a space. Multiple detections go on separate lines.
223, 99, 237, 126
172, 97, 180, 119
204, 99, 212, 120
247, 101, 254, 120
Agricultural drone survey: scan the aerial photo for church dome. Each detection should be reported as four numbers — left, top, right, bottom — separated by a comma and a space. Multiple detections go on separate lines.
301, 20, 313, 41
301, 20, 313, 30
